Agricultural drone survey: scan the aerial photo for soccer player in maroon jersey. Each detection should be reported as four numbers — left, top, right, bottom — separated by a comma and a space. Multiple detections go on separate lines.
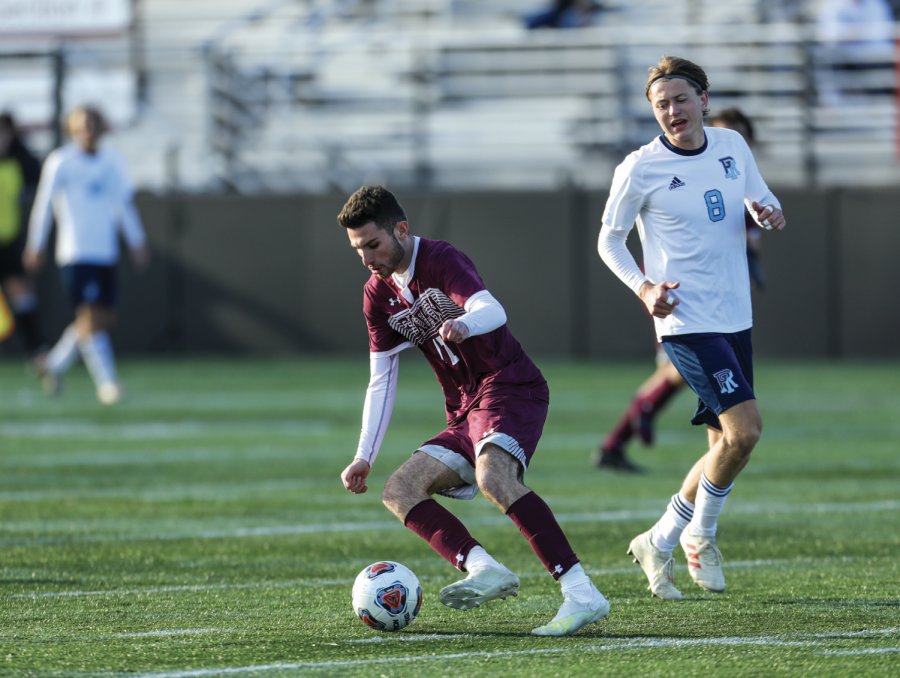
338, 185, 608, 636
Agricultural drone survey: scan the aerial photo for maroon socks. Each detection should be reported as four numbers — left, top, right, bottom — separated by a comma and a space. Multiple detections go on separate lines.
404, 494, 580, 580
506, 492, 579, 580
404, 499, 480, 571
604, 378, 682, 450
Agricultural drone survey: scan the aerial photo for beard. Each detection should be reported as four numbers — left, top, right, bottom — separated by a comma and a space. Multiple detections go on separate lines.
377, 233, 406, 278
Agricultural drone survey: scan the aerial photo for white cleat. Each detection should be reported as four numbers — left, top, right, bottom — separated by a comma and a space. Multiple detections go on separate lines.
627, 530, 683, 601
97, 382, 125, 406
680, 532, 726, 592
439, 566, 519, 611
531, 583, 610, 636
32, 354, 63, 397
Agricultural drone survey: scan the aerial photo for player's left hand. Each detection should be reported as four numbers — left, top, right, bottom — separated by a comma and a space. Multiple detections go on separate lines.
751, 202, 785, 232
131, 243, 150, 270
341, 458, 371, 494
439, 319, 470, 343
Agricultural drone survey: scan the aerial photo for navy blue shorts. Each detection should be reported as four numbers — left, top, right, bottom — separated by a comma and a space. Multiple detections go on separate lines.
60, 264, 117, 308
661, 329, 755, 431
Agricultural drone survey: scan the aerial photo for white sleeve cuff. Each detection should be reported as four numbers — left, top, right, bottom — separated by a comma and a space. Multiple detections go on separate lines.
458, 290, 507, 337
598, 225, 649, 295
355, 352, 400, 466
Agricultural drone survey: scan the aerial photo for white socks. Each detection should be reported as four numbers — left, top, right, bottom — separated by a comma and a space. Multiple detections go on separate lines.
649, 476, 734, 551
558, 563, 593, 604
651, 492, 695, 553
464, 546, 505, 574
78, 331, 118, 388
46, 325, 80, 375
687, 474, 733, 537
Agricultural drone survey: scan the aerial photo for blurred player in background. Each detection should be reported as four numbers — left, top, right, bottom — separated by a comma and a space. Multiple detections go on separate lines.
595, 106, 767, 473
25, 106, 148, 405
599, 56, 785, 600
0, 113, 44, 356
339, 185, 609, 636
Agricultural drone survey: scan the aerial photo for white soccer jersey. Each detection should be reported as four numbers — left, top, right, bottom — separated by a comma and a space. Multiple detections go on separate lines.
27, 144, 145, 266
602, 127, 779, 339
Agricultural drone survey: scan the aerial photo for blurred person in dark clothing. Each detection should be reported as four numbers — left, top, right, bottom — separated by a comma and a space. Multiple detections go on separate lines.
0, 113, 45, 357
525, 0, 603, 29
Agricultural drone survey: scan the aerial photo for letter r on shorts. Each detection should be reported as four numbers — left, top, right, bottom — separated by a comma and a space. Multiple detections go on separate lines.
714, 369, 739, 394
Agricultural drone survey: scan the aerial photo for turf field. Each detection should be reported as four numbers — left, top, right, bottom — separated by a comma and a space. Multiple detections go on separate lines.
0, 356, 897, 677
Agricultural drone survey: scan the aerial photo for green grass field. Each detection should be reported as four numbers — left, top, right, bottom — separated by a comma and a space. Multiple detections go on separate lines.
0, 356, 897, 677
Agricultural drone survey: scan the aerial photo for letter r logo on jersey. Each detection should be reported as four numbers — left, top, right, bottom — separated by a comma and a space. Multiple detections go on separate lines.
718, 157, 740, 180
714, 369, 739, 394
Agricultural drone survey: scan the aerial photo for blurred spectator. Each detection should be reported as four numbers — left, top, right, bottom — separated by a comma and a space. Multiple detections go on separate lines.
25, 106, 148, 405
0, 113, 45, 357
761, 0, 810, 23
525, 0, 603, 29
816, 0, 895, 105
708, 108, 766, 291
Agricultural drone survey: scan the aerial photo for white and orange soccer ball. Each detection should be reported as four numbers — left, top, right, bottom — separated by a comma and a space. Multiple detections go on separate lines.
351, 561, 422, 632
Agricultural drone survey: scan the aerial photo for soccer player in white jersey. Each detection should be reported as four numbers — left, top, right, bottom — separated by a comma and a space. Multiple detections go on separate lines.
598, 55, 786, 599
24, 107, 148, 405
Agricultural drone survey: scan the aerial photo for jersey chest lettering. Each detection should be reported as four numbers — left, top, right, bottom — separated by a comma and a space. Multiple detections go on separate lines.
649, 160, 744, 222
388, 287, 464, 346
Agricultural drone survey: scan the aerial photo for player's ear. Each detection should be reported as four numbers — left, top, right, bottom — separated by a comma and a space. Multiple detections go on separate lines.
394, 221, 409, 240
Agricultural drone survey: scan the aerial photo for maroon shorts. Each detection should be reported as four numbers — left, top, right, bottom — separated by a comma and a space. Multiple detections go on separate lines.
419, 382, 550, 486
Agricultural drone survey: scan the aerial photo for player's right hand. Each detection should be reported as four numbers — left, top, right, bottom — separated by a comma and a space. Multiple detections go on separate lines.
22, 250, 44, 273
341, 458, 371, 494
640, 280, 680, 318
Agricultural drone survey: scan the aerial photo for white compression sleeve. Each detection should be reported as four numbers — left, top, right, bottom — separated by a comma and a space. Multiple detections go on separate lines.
458, 290, 507, 337
598, 226, 649, 295
355, 352, 400, 467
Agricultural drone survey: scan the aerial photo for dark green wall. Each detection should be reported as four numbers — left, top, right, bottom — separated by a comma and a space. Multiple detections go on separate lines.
21, 188, 898, 359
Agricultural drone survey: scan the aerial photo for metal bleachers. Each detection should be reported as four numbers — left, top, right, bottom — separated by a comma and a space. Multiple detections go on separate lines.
1, 0, 898, 192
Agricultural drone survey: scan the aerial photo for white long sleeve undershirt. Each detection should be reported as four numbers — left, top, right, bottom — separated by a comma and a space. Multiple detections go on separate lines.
355, 352, 400, 466
354, 289, 507, 467
458, 289, 507, 336
597, 226, 649, 295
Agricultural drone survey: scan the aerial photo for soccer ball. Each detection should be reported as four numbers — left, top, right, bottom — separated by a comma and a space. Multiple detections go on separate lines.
351, 561, 422, 632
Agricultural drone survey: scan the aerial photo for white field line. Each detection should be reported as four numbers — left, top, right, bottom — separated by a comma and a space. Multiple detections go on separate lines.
8, 628, 240, 642
345, 633, 476, 644
5, 499, 895, 545
121, 629, 900, 678
0, 446, 307, 470
0, 420, 330, 441
820, 647, 900, 655
0, 477, 335, 504
106, 629, 235, 639
350, 628, 900, 645
8, 579, 354, 599
7, 556, 891, 600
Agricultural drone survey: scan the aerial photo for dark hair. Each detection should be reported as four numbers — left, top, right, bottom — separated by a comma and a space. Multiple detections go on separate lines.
709, 107, 755, 144
337, 185, 407, 231
0, 112, 16, 137
646, 55, 710, 116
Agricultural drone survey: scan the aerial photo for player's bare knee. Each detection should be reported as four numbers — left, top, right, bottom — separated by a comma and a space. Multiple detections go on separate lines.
476, 474, 507, 509
381, 471, 411, 516
476, 469, 524, 512
725, 424, 760, 458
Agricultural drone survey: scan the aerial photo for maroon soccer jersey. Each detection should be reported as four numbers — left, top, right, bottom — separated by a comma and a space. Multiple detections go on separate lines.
363, 238, 545, 424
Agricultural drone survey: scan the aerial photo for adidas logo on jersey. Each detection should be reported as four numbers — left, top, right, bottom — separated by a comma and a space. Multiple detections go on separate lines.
668, 177, 686, 190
